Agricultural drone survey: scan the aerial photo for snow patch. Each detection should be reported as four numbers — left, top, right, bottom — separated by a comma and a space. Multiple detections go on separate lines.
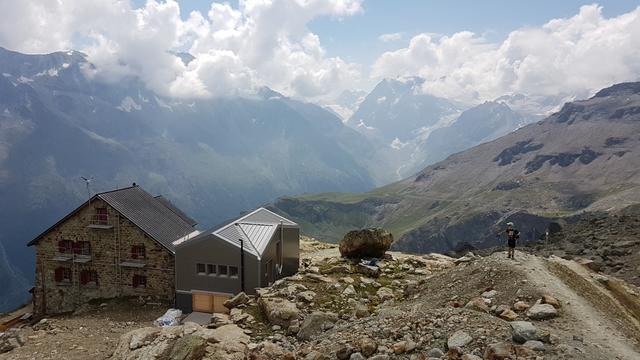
35, 68, 60, 77
356, 119, 376, 131
376, 96, 387, 104
154, 96, 173, 111
62, 63, 70, 69
1, 73, 11, 77
117, 96, 142, 112
17, 76, 33, 83
390, 137, 408, 150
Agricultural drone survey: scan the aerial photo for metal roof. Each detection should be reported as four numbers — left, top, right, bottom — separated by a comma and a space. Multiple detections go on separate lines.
154, 195, 198, 227
176, 207, 297, 259
98, 186, 196, 253
27, 185, 197, 253
240, 207, 297, 226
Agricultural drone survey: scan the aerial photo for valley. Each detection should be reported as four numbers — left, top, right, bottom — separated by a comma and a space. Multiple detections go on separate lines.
272, 82, 640, 255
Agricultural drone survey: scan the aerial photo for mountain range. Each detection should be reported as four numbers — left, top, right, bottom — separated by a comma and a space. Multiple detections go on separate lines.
344, 77, 543, 179
272, 82, 640, 254
0, 45, 624, 312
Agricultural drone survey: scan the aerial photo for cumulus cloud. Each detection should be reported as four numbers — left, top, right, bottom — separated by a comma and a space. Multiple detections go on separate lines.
378, 32, 403, 42
372, 5, 640, 104
0, 0, 363, 99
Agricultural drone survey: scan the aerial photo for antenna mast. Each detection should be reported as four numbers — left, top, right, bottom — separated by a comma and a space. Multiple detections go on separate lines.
81, 176, 94, 199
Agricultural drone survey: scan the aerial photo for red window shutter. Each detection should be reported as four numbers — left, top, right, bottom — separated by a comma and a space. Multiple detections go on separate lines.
131, 246, 138, 259
54, 268, 63, 282
58, 241, 65, 253
132, 275, 138, 287
72, 241, 80, 254
80, 270, 88, 285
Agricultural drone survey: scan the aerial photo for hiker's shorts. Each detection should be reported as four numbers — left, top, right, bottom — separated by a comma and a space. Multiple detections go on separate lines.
508, 239, 516, 248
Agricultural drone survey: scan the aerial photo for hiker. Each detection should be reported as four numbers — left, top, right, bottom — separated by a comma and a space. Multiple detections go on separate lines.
505, 222, 520, 259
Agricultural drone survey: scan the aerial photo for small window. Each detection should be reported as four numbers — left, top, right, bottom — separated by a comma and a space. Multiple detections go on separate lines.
218, 265, 228, 277
131, 245, 146, 260
54, 267, 72, 283
80, 270, 98, 286
196, 263, 206, 275
74, 241, 91, 256
132, 275, 147, 288
95, 207, 108, 224
58, 240, 74, 254
207, 264, 216, 276
229, 266, 239, 278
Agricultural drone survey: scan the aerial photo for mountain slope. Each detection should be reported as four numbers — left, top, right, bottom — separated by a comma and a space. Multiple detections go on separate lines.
272, 82, 640, 253
0, 47, 381, 311
417, 101, 527, 167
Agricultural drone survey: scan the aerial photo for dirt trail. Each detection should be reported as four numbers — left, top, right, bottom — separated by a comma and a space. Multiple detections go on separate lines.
508, 251, 640, 359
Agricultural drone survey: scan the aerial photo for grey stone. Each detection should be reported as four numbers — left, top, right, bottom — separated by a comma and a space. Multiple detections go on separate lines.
527, 303, 558, 320
447, 330, 472, 349
510, 321, 538, 344
297, 311, 339, 340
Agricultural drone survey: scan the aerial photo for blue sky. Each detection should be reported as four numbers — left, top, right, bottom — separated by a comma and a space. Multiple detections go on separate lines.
132, 0, 639, 65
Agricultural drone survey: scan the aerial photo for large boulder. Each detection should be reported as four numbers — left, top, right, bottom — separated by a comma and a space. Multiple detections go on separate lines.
339, 228, 394, 259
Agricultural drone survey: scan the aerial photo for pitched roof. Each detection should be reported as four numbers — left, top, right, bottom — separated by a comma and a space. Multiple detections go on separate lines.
154, 195, 198, 227
28, 185, 196, 253
175, 207, 297, 259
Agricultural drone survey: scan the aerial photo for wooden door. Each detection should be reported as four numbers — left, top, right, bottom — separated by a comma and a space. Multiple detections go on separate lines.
192, 293, 212, 312
192, 292, 231, 313
213, 295, 230, 313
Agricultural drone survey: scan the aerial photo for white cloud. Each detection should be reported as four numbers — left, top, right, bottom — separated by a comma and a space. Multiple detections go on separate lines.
372, 5, 640, 103
0, 0, 363, 99
378, 32, 402, 42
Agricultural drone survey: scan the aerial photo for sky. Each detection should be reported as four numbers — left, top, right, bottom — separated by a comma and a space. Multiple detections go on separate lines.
0, 0, 639, 105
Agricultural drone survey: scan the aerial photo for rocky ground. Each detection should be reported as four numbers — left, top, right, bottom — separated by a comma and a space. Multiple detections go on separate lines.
2, 237, 639, 360
525, 205, 640, 287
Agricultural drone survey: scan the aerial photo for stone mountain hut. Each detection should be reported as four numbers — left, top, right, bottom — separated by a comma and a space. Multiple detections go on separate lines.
27, 184, 198, 315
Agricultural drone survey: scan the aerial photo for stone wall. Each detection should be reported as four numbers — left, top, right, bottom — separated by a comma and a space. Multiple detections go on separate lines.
32, 198, 175, 315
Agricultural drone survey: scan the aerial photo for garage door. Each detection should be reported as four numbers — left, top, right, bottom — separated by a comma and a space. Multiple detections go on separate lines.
192, 292, 231, 313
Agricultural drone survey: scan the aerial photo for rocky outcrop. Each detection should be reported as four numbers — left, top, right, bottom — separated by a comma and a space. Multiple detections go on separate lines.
339, 228, 394, 259
110, 323, 249, 360
296, 311, 339, 340
258, 296, 299, 327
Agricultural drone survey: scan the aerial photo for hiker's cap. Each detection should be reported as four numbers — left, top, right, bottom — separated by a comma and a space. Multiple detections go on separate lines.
507, 222, 514, 226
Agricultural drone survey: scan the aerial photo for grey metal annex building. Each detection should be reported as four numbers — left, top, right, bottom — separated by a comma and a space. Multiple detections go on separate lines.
174, 208, 299, 313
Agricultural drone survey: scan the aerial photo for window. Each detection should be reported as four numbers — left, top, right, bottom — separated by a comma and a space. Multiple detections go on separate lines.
132, 275, 147, 288
229, 266, 239, 278
74, 241, 91, 256
58, 240, 74, 254
218, 265, 228, 277
95, 207, 108, 224
196, 263, 206, 275
131, 245, 146, 260
80, 270, 98, 286
207, 264, 216, 276
54, 267, 72, 283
